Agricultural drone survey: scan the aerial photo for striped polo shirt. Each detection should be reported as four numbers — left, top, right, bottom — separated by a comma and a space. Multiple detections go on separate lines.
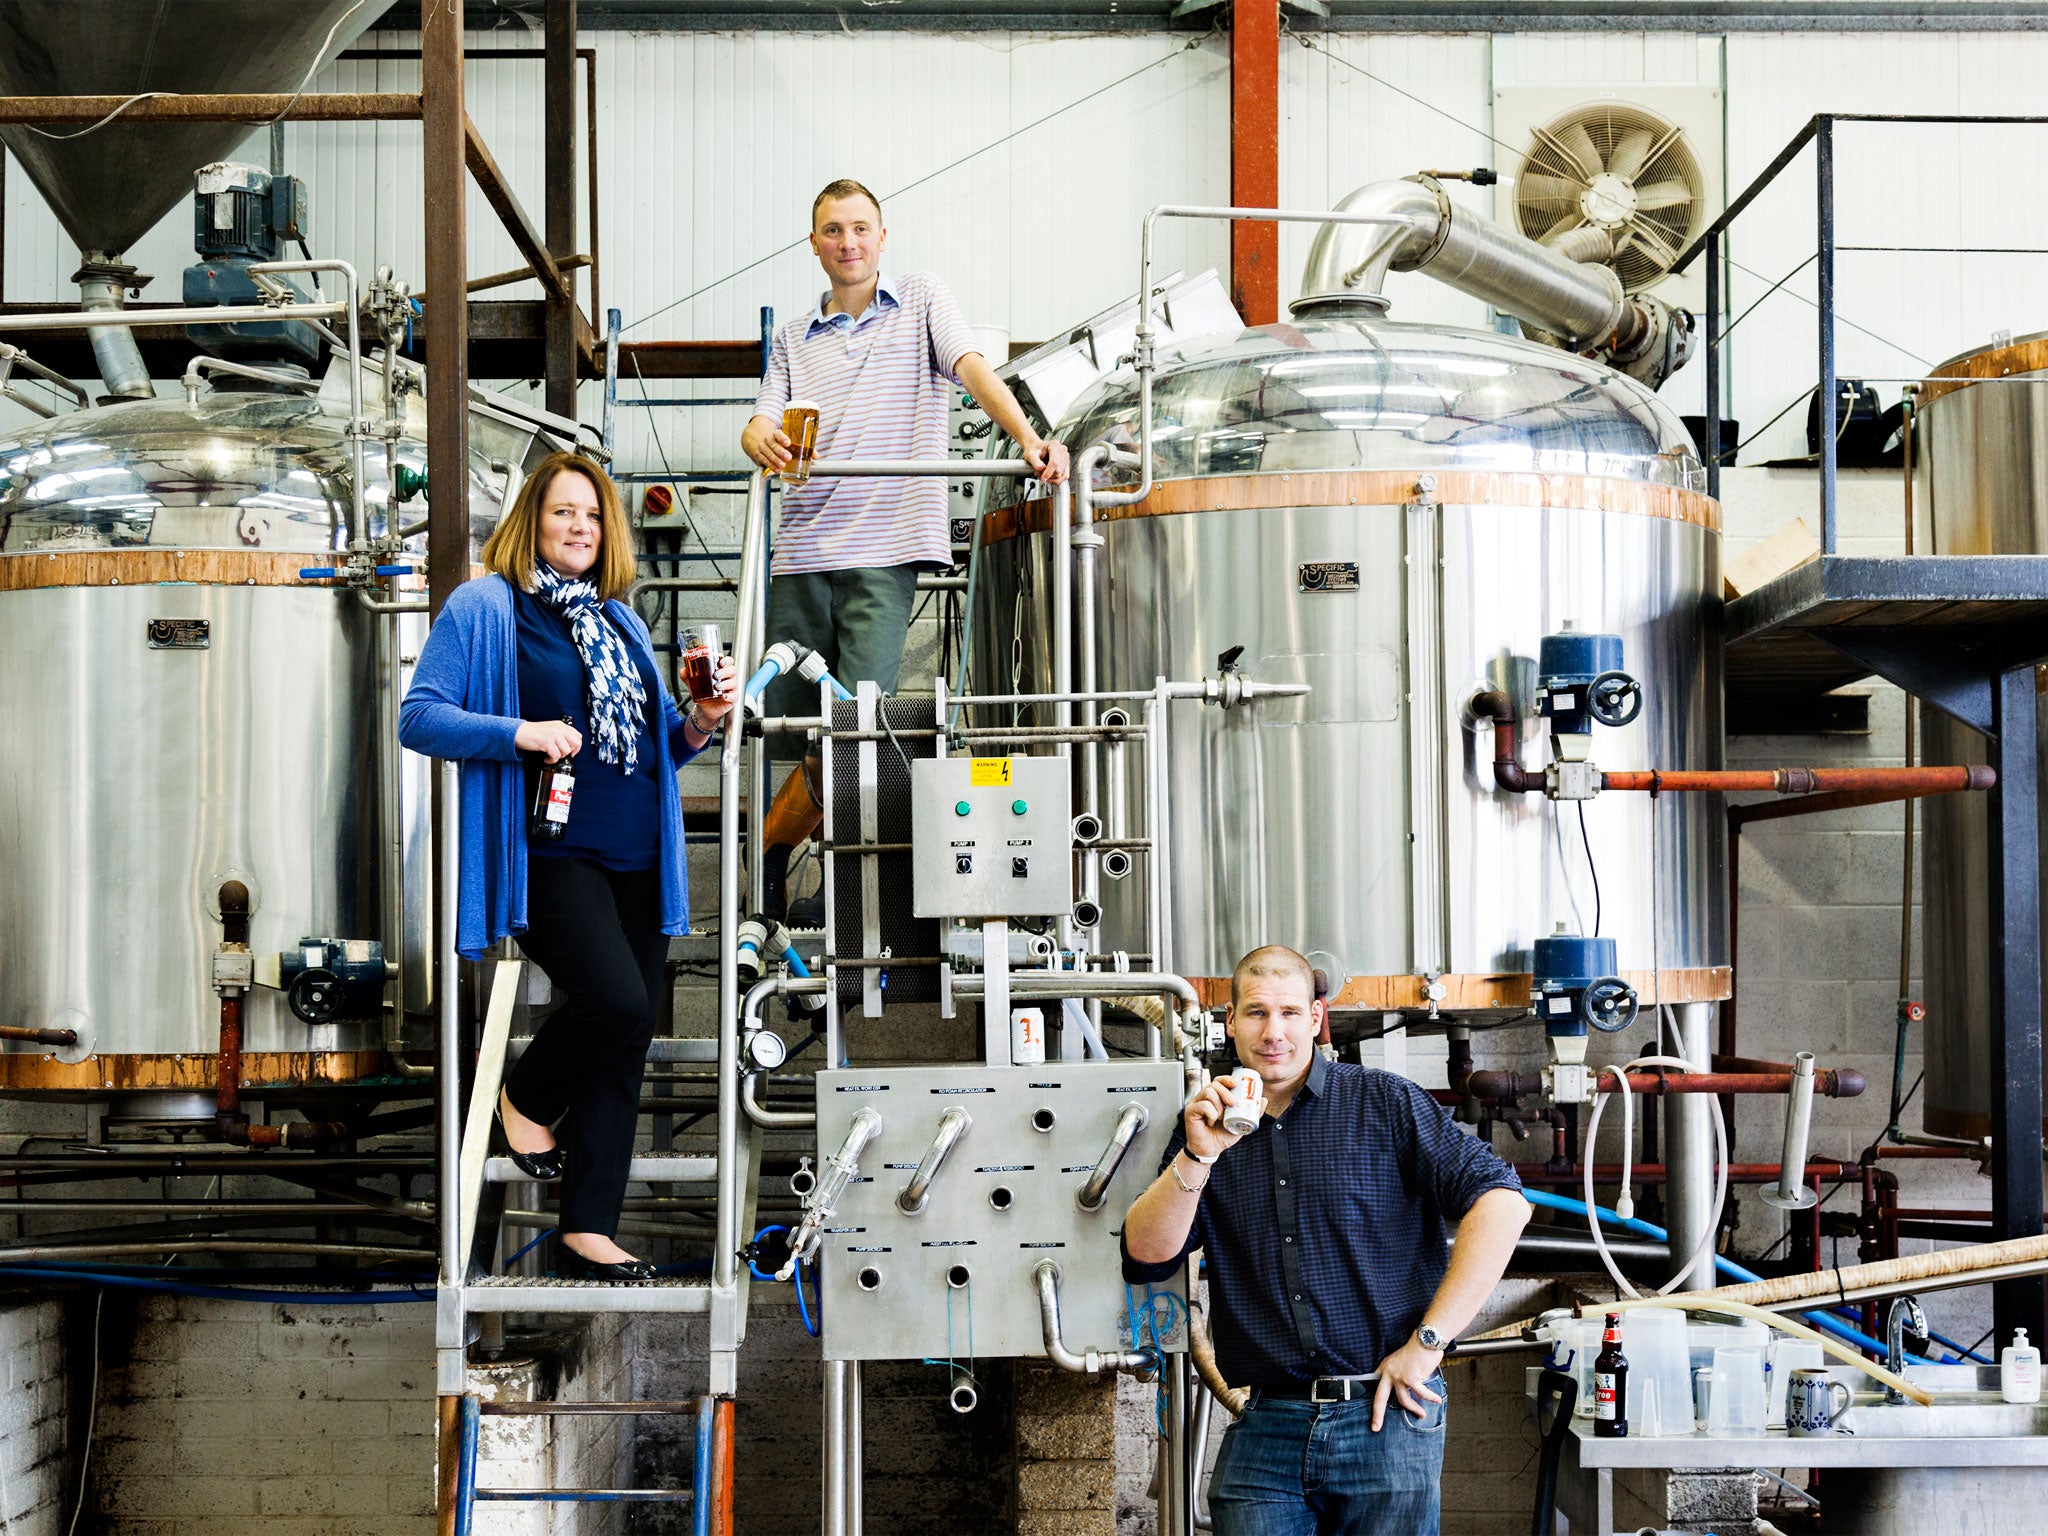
752, 270, 977, 575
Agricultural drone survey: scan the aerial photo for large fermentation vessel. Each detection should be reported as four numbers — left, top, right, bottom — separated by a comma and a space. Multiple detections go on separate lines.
973, 311, 1727, 1012
1916, 331, 2048, 1136
0, 380, 538, 1093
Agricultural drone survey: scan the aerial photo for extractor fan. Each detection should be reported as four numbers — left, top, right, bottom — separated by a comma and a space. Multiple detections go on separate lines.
1512, 100, 1707, 294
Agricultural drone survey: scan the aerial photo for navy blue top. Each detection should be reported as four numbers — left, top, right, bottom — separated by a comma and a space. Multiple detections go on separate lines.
1122, 1055, 1522, 1386
513, 586, 662, 871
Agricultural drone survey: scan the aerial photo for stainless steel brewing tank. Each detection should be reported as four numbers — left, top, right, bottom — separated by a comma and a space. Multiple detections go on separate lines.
972, 315, 1728, 1010
1915, 332, 2048, 1136
0, 386, 517, 1094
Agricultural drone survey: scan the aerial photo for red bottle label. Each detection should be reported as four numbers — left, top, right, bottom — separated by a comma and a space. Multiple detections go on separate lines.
1594, 1372, 1618, 1419
545, 781, 573, 822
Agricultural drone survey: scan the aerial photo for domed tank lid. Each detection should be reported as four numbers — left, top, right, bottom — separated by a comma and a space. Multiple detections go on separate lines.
1035, 313, 1703, 496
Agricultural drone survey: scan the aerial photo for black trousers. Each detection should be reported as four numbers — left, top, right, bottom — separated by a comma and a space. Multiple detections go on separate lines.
503, 856, 667, 1237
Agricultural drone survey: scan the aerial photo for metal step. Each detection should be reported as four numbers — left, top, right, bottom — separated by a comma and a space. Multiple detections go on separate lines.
461, 1276, 713, 1313
483, 1154, 718, 1184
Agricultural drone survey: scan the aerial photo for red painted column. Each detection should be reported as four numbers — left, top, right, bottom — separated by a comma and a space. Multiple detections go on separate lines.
1231, 0, 1281, 326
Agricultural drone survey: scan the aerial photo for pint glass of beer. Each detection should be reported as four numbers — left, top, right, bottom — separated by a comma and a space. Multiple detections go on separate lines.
781, 399, 821, 485
680, 624, 722, 704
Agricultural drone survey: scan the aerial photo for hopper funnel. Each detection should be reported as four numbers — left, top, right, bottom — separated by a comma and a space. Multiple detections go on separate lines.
0, 0, 392, 260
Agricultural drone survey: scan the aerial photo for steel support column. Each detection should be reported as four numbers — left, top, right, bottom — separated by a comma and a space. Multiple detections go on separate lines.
1989, 660, 2046, 1341
544, 0, 580, 416
424, 1, 470, 614
1230, 0, 1280, 325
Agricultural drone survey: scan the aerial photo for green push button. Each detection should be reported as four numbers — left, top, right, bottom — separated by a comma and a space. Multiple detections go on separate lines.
1012, 799, 1029, 815
955, 800, 972, 817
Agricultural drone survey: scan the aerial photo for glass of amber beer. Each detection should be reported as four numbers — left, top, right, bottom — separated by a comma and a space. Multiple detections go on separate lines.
680, 624, 722, 703
782, 399, 820, 485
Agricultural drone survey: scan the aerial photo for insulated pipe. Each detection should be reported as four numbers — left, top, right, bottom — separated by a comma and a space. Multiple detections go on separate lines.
76, 254, 152, 400
1761, 1052, 1820, 1211
1034, 1261, 1153, 1374
1291, 180, 1631, 348
897, 1107, 971, 1215
1077, 1101, 1149, 1212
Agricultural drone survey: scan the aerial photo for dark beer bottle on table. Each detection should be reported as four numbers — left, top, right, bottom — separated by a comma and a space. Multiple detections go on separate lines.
529, 719, 578, 841
1593, 1312, 1629, 1438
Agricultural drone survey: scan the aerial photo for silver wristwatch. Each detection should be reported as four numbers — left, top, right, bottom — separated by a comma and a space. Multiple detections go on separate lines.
1415, 1323, 1447, 1352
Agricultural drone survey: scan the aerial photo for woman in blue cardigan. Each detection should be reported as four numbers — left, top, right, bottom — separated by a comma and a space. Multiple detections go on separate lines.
399, 450, 736, 1281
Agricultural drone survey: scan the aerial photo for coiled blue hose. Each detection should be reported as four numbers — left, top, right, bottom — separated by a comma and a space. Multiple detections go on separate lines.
1522, 1188, 1929, 1362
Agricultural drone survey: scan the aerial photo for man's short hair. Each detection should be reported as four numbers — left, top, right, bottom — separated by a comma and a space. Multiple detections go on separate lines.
1230, 945, 1318, 1009
812, 178, 882, 227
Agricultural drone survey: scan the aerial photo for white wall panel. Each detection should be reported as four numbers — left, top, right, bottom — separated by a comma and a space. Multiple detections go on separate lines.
6, 26, 2047, 480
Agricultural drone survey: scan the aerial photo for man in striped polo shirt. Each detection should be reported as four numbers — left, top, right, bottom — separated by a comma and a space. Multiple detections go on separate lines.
742, 177, 1069, 920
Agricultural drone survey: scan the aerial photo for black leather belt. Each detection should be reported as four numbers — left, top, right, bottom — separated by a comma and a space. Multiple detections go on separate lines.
1255, 1375, 1380, 1403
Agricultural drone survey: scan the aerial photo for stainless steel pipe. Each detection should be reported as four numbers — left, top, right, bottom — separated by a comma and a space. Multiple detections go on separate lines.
1291, 178, 1629, 348
1665, 1003, 1719, 1292
897, 1107, 971, 1215
76, 253, 153, 401
1762, 1052, 1821, 1212
1035, 1261, 1154, 1375
1077, 1101, 1150, 1212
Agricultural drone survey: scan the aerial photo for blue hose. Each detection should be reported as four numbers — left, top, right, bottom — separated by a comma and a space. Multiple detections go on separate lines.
1522, 1189, 1926, 1362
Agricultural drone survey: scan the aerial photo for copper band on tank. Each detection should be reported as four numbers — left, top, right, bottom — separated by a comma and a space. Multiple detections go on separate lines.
0, 550, 325, 589
0, 1050, 393, 1093
980, 470, 1720, 546
1918, 337, 2048, 410
1187, 966, 1731, 1013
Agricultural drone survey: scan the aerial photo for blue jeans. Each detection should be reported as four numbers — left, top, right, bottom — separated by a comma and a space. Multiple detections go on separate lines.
1209, 1377, 1447, 1536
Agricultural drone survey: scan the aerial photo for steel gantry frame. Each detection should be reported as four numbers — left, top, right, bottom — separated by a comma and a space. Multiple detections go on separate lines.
1698, 114, 2048, 1346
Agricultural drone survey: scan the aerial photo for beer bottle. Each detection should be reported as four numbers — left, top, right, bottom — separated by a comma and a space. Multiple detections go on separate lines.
1593, 1312, 1629, 1438
529, 718, 578, 840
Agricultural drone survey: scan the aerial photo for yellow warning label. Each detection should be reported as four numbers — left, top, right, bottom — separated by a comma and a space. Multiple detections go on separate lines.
969, 757, 1012, 787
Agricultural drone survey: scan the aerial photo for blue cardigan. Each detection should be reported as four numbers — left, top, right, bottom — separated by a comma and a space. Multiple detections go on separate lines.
398, 574, 708, 959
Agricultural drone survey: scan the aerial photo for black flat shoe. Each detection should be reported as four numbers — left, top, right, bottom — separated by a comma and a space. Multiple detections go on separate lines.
494, 1093, 564, 1181
555, 1246, 658, 1283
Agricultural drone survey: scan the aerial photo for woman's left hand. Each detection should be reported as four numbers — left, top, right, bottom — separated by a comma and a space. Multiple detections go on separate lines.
689, 654, 742, 734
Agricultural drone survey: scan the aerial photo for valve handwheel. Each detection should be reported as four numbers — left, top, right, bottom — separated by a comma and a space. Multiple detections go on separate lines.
1579, 977, 1639, 1034
1588, 670, 1642, 728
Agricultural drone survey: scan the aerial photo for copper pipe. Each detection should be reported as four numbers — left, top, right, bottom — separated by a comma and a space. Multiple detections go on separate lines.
0, 1024, 79, 1048
1602, 765, 1994, 795
1466, 1067, 1865, 1098
215, 881, 349, 1151
436, 1395, 462, 1536
1472, 690, 1540, 793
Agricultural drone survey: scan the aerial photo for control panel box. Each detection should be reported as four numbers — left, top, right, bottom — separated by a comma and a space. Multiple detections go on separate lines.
910, 756, 1073, 918
815, 1061, 1188, 1363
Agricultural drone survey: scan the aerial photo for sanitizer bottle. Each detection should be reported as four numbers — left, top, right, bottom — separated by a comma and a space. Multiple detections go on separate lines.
2002, 1329, 2041, 1404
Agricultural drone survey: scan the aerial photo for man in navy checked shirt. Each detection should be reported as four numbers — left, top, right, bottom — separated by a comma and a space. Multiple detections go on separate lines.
1123, 946, 1529, 1535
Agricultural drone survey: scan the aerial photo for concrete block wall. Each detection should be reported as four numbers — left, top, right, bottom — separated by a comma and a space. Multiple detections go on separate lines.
0, 1290, 85, 1535
88, 1294, 435, 1535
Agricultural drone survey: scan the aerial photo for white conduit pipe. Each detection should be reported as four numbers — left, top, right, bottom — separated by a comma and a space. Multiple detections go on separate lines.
1583, 1055, 1729, 1297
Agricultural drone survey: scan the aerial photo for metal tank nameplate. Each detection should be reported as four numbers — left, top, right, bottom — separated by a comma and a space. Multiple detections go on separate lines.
146, 617, 210, 650
1298, 561, 1359, 593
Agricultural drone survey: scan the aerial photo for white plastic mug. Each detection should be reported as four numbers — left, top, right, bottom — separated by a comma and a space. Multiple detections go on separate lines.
1220, 1069, 1264, 1136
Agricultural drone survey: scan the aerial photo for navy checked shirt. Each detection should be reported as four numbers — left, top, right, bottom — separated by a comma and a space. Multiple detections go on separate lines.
1121, 1054, 1523, 1387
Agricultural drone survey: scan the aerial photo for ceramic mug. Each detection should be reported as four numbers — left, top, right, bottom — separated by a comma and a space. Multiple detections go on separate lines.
1787, 1368, 1851, 1436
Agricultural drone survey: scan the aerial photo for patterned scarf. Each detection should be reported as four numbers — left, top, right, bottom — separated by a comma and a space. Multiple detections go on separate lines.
530, 562, 648, 774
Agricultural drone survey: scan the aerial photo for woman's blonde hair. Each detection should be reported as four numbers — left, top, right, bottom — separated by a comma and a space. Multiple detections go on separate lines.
481, 451, 637, 600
